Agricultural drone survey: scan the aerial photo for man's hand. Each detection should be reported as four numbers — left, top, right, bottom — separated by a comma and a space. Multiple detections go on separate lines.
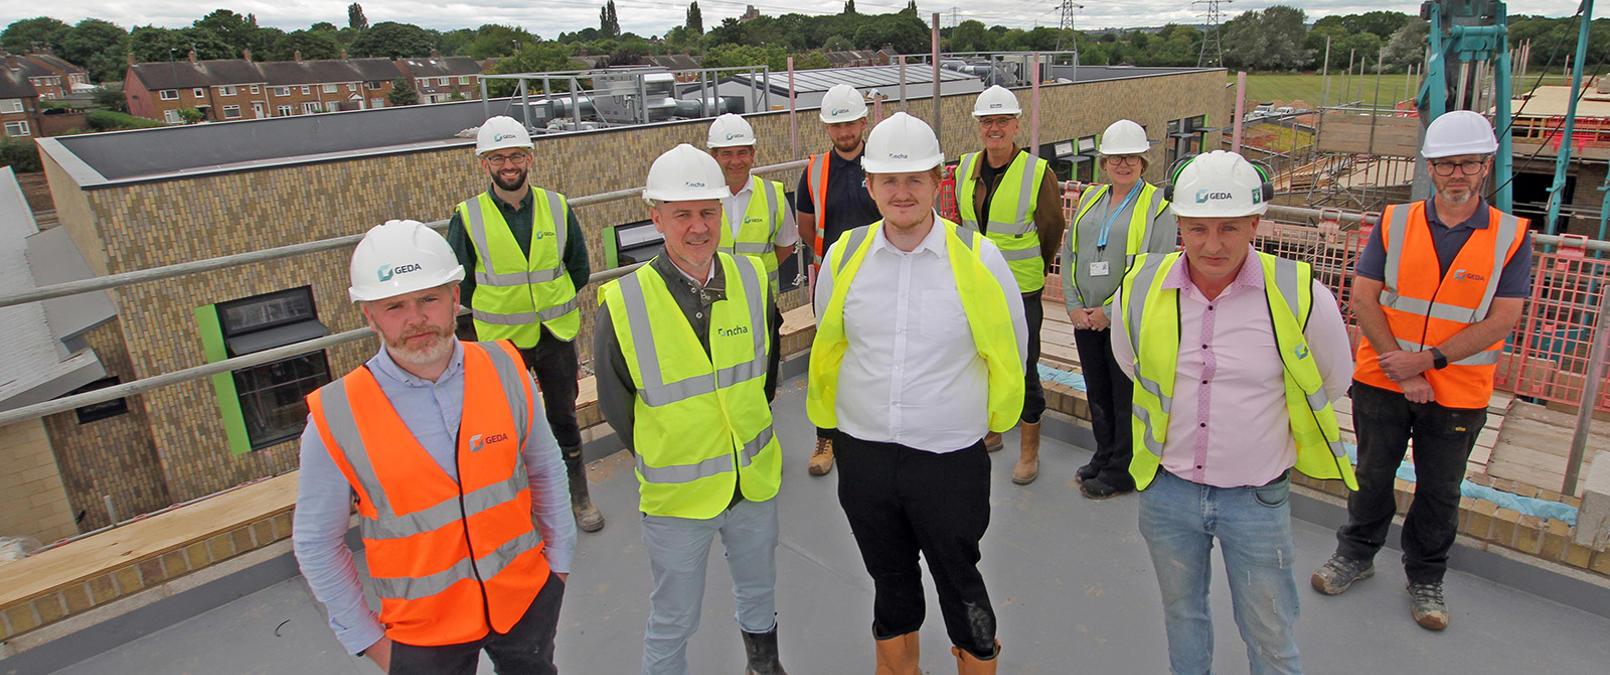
557, 572, 568, 583
1376, 349, 1434, 382
364, 636, 393, 672
1069, 308, 1093, 330
1400, 375, 1436, 404
1087, 309, 1111, 332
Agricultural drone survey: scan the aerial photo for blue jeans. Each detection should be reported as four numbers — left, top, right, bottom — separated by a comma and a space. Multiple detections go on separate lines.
639, 498, 779, 675
1139, 470, 1302, 675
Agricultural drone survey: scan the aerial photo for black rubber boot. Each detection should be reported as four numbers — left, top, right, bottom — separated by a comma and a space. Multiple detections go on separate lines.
740, 626, 786, 675
563, 445, 605, 533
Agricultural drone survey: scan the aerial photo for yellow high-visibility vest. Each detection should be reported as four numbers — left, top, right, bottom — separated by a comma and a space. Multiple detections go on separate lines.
458, 191, 580, 346
954, 150, 1050, 292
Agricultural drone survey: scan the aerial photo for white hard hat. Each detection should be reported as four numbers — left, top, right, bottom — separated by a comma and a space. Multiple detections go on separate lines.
1098, 119, 1150, 155
1168, 150, 1270, 218
644, 143, 729, 203
707, 113, 756, 148
475, 116, 532, 155
348, 220, 465, 303
1422, 110, 1498, 158
972, 85, 1022, 117
861, 112, 944, 174
819, 84, 869, 123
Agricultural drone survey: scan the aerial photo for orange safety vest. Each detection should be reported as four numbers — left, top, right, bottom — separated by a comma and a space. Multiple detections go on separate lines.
306, 340, 550, 647
804, 153, 832, 259
1354, 202, 1528, 409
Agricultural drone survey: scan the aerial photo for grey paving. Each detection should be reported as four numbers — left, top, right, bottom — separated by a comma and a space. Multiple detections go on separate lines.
47, 376, 1610, 674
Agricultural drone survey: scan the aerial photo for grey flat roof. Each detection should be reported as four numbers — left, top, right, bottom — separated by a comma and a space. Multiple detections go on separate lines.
728, 64, 980, 94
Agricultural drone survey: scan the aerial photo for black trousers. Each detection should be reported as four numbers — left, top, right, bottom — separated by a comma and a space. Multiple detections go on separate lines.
834, 432, 997, 658
1071, 326, 1135, 487
1336, 380, 1487, 584
388, 572, 566, 675
1021, 290, 1046, 424
767, 302, 782, 402
516, 328, 581, 448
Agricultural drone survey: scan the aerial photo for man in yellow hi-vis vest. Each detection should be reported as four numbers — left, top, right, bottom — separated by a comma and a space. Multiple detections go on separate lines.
446, 116, 604, 533
1111, 151, 1354, 675
595, 144, 785, 675
708, 113, 798, 401
809, 112, 1025, 675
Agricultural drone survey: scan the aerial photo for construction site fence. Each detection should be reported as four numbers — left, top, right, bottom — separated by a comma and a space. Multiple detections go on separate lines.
1034, 182, 1610, 418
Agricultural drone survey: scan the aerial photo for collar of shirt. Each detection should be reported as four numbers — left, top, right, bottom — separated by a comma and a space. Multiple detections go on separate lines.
1425, 197, 1489, 231
870, 213, 948, 258
368, 339, 466, 388
728, 176, 755, 197
1163, 244, 1265, 296
830, 148, 865, 170
650, 254, 726, 305
485, 185, 534, 216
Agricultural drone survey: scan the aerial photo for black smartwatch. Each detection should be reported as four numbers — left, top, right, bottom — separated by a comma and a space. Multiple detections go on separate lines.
1429, 347, 1448, 370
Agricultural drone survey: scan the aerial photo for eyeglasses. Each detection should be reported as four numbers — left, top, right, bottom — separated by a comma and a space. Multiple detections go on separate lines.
1430, 159, 1486, 176
484, 152, 532, 167
977, 116, 1016, 129
1103, 155, 1143, 166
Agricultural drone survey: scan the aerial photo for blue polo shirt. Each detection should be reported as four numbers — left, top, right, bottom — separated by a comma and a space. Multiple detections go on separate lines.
1355, 198, 1532, 298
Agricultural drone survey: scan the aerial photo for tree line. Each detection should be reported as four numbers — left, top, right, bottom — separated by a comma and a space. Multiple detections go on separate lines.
2, 4, 1600, 87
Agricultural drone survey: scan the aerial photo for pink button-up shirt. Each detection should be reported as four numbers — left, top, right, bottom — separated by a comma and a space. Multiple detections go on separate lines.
1111, 247, 1352, 487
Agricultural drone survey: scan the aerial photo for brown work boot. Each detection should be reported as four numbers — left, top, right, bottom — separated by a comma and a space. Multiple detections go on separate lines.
1409, 581, 1449, 630
1012, 422, 1041, 485
873, 631, 920, 675
563, 445, 605, 533
983, 431, 1004, 452
950, 640, 1000, 675
808, 437, 835, 476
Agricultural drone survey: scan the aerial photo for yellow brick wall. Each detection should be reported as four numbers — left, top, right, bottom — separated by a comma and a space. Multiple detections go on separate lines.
40, 71, 1224, 503
0, 419, 76, 544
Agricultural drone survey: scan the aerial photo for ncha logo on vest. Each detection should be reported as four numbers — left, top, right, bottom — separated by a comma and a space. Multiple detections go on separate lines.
718, 325, 750, 338
377, 262, 423, 282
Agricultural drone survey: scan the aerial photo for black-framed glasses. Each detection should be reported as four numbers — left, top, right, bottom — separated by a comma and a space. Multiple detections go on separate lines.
484, 152, 532, 167
1430, 159, 1486, 176
1103, 155, 1143, 166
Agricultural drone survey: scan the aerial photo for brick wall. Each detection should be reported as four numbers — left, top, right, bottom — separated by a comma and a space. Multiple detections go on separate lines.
0, 418, 75, 544
39, 70, 1225, 504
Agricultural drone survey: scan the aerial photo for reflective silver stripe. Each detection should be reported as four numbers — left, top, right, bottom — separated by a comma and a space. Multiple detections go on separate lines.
618, 259, 768, 408
314, 378, 394, 518
953, 225, 978, 250
760, 177, 779, 241
1305, 389, 1332, 416
998, 245, 1039, 261
1132, 404, 1165, 455
835, 226, 872, 276
473, 308, 539, 325
1327, 438, 1348, 459
482, 343, 530, 444
637, 423, 773, 484
537, 297, 579, 321
732, 242, 773, 255
1273, 257, 1300, 316
476, 268, 562, 285
1393, 338, 1502, 365
541, 189, 568, 258
365, 471, 526, 541
986, 154, 1042, 237
1473, 213, 1522, 320
956, 153, 980, 229
1378, 292, 1484, 324
1383, 204, 1411, 290
463, 198, 498, 275
1133, 374, 1172, 414
1123, 256, 1168, 356
370, 529, 543, 601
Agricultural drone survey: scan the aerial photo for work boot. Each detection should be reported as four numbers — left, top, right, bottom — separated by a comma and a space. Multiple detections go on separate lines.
1078, 475, 1134, 500
1012, 421, 1041, 485
1310, 553, 1374, 595
808, 437, 834, 476
983, 431, 1004, 453
873, 631, 919, 675
740, 626, 787, 675
1074, 462, 1099, 484
562, 445, 605, 533
1408, 581, 1450, 630
950, 640, 1000, 675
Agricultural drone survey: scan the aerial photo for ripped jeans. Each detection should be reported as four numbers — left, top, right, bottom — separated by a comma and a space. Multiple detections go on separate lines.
1139, 469, 1302, 675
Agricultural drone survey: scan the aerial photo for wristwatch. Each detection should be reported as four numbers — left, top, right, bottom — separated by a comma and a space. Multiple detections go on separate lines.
1429, 347, 1448, 370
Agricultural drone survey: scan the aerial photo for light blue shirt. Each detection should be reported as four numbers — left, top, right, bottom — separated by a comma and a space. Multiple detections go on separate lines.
291, 341, 576, 654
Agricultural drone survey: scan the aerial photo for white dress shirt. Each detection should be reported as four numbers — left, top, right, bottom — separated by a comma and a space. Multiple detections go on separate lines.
723, 177, 801, 247
815, 215, 1028, 452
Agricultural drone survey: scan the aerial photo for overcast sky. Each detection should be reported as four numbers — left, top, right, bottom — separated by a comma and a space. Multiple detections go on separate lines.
1, 1, 1585, 39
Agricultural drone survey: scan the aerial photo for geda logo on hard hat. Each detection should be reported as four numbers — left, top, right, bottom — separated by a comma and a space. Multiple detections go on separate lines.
831, 108, 850, 116
726, 132, 744, 140
1195, 190, 1233, 203
377, 262, 423, 282
494, 133, 518, 142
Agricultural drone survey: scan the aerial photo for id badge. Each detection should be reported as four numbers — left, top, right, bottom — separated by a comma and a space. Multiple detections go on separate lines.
1089, 261, 1111, 277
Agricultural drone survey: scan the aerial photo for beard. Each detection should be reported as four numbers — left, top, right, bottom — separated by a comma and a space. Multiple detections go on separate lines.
387, 323, 456, 367
833, 136, 863, 154
493, 167, 528, 192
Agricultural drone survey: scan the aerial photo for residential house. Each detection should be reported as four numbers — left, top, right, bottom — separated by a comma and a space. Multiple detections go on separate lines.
125, 52, 270, 124
396, 54, 484, 103
22, 53, 90, 97
257, 57, 403, 114
0, 63, 41, 139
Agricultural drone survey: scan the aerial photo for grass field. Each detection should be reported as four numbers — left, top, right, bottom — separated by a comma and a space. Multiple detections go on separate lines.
1232, 73, 1581, 110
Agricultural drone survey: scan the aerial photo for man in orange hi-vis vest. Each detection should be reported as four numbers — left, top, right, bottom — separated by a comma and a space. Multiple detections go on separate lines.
1311, 111, 1532, 632
293, 220, 575, 674
794, 83, 882, 478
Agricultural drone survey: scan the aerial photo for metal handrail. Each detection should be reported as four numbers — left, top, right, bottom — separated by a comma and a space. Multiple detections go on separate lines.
0, 159, 809, 310
0, 159, 808, 426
